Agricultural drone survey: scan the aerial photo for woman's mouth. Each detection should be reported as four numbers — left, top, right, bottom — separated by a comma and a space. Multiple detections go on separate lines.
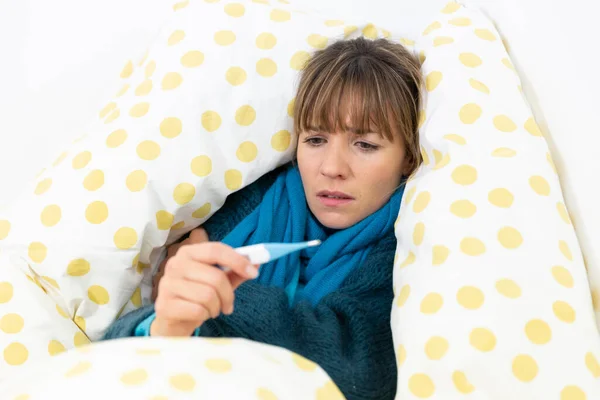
317, 191, 354, 207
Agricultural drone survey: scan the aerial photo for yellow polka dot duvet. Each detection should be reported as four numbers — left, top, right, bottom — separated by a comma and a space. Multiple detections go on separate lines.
392, 2, 600, 399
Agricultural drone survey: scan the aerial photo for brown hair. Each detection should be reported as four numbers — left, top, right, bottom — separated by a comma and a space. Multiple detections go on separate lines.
294, 37, 423, 176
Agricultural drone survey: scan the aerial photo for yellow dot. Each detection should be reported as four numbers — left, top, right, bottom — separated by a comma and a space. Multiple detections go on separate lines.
441, 2, 460, 13
409, 373, 435, 398
362, 24, 378, 39
56, 304, 69, 318
43, 276, 60, 289
82, 170, 104, 192
173, 183, 195, 205
271, 130, 292, 152
256, 32, 277, 49
413, 191, 431, 213
585, 352, 600, 378
432, 246, 449, 266
162, 72, 183, 90
474, 28, 497, 41
413, 222, 425, 245
449, 17, 471, 26
65, 360, 92, 377
270, 8, 290, 22
469, 78, 490, 94
0, 220, 11, 240
106, 129, 128, 148
225, 66, 247, 86
120, 368, 148, 386
528, 175, 551, 196
450, 199, 477, 218
452, 371, 475, 394
307, 34, 328, 49
399, 251, 416, 268
290, 51, 310, 70
493, 115, 517, 132
200, 110, 222, 132
116, 84, 130, 98
502, 58, 516, 71
344, 25, 358, 37
66, 258, 90, 277
315, 381, 344, 400
556, 241, 573, 262
192, 203, 212, 219
41, 205, 62, 227
420, 293, 443, 314
85, 201, 109, 224
72, 151, 92, 170
525, 319, 552, 344
160, 117, 182, 139
135, 79, 153, 96
492, 147, 517, 157
425, 336, 448, 360
488, 188, 514, 208
400, 38, 415, 46
404, 186, 417, 205
168, 30, 185, 46
74, 316, 86, 331
189, 155, 213, 177
223, 169, 242, 191
181, 51, 205, 68
131, 287, 142, 307
53, 151, 69, 166
120, 60, 133, 78
114, 227, 138, 249
382, 29, 392, 39
289, 353, 317, 371
0, 313, 24, 334
495, 279, 521, 299
426, 71, 443, 91
88, 285, 109, 305
137, 141, 161, 161
422, 21, 442, 35
470, 328, 496, 352
234, 105, 256, 126
557, 202, 571, 224
28, 242, 47, 263
214, 30, 236, 46
397, 345, 407, 365
0, 282, 14, 303
524, 117, 543, 136
169, 373, 196, 392
145, 61, 156, 77
225, 2, 245, 17
421, 146, 430, 165
156, 210, 175, 231
553, 301, 576, 323
498, 226, 523, 249
256, 58, 278, 77
257, 388, 278, 400
452, 165, 478, 185
547, 152, 558, 173
3, 342, 28, 366
457, 286, 485, 310
397, 285, 411, 307
433, 36, 454, 46
461, 237, 486, 256
325, 20, 344, 27
512, 354, 538, 382
459, 103, 482, 124
236, 141, 258, 163
173, 0, 189, 11
561, 386, 586, 400
48, 340, 66, 356
459, 52, 482, 68
552, 266, 574, 288
419, 112, 427, 129
129, 102, 149, 118
126, 170, 147, 192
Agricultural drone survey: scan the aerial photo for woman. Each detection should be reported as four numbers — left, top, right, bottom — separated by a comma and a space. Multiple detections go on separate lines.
104, 37, 422, 400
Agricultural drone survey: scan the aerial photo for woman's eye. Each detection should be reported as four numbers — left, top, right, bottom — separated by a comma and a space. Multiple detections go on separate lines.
356, 141, 378, 151
305, 137, 325, 146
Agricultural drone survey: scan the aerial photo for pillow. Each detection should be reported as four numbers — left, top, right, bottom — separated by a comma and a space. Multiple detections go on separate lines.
0, 337, 343, 399
391, 2, 600, 399
0, 0, 393, 376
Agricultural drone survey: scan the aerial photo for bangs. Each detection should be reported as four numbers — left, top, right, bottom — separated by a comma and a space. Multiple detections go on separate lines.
295, 56, 402, 142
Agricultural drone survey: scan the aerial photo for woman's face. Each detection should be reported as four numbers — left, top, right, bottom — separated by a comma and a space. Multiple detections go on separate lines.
297, 117, 407, 230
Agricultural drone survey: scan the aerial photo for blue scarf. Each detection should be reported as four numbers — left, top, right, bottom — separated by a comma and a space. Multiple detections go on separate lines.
222, 164, 403, 306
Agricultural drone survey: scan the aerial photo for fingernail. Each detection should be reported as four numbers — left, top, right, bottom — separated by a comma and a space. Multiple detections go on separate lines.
246, 265, 259, 278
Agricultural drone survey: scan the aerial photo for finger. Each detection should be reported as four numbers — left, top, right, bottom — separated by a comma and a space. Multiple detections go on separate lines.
159, 277, 222, 319
179, 242, 257, 280
155, 296, 209, 325
228, 264, 260, 290
189, 227, 209, 243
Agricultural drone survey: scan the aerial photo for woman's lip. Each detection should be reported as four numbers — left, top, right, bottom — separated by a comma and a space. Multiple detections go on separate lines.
317, 195, 354, 207
317, 191, 354, 199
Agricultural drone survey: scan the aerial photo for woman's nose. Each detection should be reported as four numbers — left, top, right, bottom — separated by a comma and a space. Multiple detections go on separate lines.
319, 144, 350, 179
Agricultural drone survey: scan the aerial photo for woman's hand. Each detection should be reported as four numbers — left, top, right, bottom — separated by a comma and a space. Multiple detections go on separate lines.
151, 241, 259, 337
